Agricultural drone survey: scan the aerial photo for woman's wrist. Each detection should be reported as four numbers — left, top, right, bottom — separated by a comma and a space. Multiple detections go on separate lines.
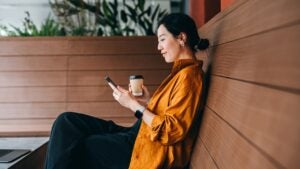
130, 100, 145, 113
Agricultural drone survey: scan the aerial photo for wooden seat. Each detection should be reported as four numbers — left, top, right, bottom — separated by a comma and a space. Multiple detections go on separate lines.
0, 0, 299, 168
0, 36, 170, 136
189, 0, 300, 168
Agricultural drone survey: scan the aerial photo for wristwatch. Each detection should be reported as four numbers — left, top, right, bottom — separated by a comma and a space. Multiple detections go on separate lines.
134, 107, 145, 119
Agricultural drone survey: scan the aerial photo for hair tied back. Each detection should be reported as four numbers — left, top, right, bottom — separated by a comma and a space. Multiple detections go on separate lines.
196, 38, 209, 50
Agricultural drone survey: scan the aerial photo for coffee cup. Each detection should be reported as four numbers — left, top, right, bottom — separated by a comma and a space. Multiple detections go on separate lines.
129, 75, 144, 96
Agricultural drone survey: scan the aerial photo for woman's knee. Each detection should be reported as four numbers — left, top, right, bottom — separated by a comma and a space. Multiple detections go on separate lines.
53, 112, 80, 128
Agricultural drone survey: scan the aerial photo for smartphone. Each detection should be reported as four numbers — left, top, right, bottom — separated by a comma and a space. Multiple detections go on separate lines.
104, 75, 117, 88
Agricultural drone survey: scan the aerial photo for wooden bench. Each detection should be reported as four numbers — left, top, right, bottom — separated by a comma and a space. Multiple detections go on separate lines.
0, 0, 299, 168
0, 36, 170, 136
189, 0, 300, 168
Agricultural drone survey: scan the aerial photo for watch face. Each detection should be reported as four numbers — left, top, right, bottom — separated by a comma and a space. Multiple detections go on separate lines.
135, 110, 143, 119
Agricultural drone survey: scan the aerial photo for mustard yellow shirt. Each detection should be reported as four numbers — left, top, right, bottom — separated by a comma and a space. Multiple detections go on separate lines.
129, 59, 203, 169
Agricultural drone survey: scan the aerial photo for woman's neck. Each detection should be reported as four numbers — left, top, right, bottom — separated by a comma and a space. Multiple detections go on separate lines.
177, 48, 195, 60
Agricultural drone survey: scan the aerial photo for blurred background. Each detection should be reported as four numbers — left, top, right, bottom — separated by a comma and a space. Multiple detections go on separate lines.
0, 0, 233, 36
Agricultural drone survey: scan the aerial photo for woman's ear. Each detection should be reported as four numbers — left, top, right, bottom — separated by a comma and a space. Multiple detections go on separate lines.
177, 32, 187, 44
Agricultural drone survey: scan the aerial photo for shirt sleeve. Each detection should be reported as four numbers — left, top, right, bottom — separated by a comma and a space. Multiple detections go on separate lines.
150, 74, 202, 145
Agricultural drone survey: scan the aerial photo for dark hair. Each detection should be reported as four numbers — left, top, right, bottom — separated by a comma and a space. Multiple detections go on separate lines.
157, 13, 209, 52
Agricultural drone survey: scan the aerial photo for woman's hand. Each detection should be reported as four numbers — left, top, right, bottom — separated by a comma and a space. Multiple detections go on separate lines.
112, 85, 140, 111
111, 84, 154, 126
129, 85, 151, 106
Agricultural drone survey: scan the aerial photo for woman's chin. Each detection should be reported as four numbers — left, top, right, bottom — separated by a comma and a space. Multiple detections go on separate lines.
164, 59, 172, 63
164, 58, 174, 63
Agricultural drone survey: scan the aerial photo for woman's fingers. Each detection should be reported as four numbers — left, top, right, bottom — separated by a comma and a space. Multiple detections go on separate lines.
117, 86, 129, 93
112, 91, 121, 100
142, 85, 149, 95
128, 84, 132, 92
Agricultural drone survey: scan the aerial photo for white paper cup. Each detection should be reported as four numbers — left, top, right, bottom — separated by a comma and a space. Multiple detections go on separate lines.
129, 75, 144, 96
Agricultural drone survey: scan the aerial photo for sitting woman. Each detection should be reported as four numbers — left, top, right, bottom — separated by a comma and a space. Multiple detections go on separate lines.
44, 13, 209, 169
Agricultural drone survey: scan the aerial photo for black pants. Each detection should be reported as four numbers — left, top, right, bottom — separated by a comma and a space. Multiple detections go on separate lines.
44, 112, 141, 169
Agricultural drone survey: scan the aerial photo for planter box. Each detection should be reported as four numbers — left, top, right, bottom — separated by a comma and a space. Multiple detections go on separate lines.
0, 36, 171, 136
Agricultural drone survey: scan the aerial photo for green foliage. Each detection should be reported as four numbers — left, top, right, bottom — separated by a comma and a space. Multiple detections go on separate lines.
0, 11, 65, 36
50, 0, 168, 36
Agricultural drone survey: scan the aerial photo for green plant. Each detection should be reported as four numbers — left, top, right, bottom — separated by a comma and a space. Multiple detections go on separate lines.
0, 11, 65, 36
50, 0, 168, 36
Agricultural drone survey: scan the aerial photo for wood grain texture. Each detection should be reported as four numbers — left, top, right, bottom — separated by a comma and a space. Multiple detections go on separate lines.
68, 54, 169, 70
200, 108, 278, 169
0, 116, 135, 136
0, 37, 166, 136
200, 0, 300, 45
0, 101, 137, 120
190, 139, 218, 169
207, 76, 300, 169
191, 0, 300, 168
67, 102, 133, 118
0, 119, 54, 136
67, 86, 158, 102
0, 56, 67, 71
0, 71, 66, 87
0, 87, 66, 103
68, 70, 169, 86
0, 103, 66, 119
0, 36, 158, 56
210, 24, 300, 91
199, 0, 249, 36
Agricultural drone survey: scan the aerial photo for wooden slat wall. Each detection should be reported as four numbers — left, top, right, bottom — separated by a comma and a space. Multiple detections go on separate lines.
191, 0, 300, 169
0, 36, 170, 136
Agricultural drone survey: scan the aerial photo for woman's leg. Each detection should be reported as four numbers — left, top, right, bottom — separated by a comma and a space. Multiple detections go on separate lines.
44, 112, 130, 169
83, 120, 141, 169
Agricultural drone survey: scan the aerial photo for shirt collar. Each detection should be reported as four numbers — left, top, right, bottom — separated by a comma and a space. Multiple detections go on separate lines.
171, 59, 203, 74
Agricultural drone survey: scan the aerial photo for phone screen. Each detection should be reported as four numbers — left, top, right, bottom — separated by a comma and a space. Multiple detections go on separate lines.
104, 75, 117, 88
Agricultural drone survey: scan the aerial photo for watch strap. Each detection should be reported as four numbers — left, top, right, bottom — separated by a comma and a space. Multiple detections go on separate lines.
134, 107, 145, 119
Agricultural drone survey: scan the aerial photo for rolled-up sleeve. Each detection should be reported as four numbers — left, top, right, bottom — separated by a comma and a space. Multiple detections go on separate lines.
149, 76, 202, 145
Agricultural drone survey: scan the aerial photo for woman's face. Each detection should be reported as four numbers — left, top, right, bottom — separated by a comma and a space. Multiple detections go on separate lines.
157, 25, 181, 63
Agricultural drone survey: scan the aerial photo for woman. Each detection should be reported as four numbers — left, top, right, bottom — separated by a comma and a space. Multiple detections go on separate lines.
44, 13, 209, 169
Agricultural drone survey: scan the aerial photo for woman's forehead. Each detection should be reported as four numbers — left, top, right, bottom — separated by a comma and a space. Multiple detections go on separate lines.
157, 25, 168, 37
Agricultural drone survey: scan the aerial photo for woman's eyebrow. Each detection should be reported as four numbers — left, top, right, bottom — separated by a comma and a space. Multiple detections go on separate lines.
158, 34, 166, 38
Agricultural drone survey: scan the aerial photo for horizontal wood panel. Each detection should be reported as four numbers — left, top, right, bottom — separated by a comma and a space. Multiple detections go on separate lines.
0, 71, 66, 87
0, 102, 136, 119
199, 0, 248, 33
0, 119, 54, 136
190, 139, 218, 169
67, 86, 158, 102
0, 56, 67, 71
68, 54, 169, 70
0, 87, 66, 102
0, 116, 135, 136
68, 70, 169, 86
200, 0, 300, 45
0, 103, 66, 119
0, 37, 163, 136
207, 76, 300, 169
67, 102, 134, 118
200, 108, 277, 169
0, 36, 158, 56
210, 24, 300, 90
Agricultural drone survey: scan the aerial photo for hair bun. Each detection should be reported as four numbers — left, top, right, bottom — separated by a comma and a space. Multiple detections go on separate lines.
196, 38, 209, 50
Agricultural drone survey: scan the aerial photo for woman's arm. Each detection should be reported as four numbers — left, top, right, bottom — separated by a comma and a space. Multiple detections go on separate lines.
111, 85, 155, 126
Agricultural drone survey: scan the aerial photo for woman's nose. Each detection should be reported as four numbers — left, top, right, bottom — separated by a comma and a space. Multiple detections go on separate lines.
157, 43, 162, 51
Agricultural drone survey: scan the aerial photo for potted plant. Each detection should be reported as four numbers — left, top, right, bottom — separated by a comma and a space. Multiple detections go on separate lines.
49, 0, 168, 36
